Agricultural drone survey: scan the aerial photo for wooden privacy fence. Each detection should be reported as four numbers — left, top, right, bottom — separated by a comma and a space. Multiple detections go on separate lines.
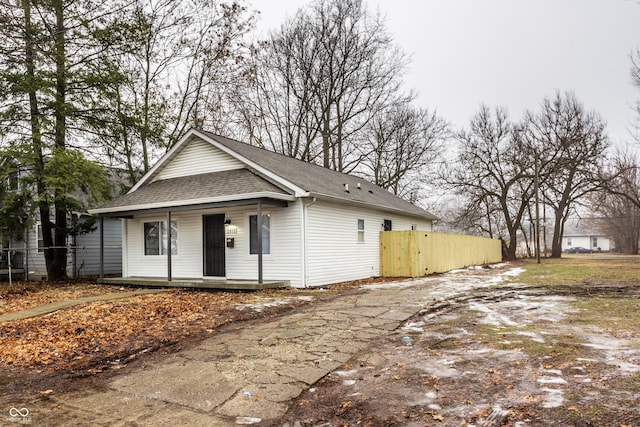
380, 230, 502, 277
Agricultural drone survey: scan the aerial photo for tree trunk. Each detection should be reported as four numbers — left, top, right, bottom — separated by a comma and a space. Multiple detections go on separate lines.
49, 0, 68, 281
504, 228, 518, 261
22, 0, 58, 278
550, 210, 564, 258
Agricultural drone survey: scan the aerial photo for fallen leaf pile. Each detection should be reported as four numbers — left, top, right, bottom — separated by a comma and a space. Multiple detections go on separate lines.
0, 283, 130, 316
0, 287, 311, 374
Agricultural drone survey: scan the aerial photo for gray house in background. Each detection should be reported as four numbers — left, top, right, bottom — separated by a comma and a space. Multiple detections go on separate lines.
1, 214, 122, 281
1, 167, 122, 281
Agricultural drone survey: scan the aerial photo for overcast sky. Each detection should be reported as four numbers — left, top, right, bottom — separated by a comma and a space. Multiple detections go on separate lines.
250, 0, 640, 149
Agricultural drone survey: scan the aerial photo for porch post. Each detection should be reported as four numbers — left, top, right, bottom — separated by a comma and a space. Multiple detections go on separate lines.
257, 200, 263, 284
167, 210, 172, 282
99, 216, 104, 280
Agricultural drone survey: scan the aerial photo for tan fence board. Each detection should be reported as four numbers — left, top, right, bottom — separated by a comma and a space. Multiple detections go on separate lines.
380, 231, 502, 277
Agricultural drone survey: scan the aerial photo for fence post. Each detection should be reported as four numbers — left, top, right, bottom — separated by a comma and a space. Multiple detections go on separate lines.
8, 244, 12, 286
99, 216, 104, 280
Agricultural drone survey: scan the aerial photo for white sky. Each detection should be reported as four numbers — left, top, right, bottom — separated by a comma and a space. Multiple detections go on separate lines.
250, 0, 640, 148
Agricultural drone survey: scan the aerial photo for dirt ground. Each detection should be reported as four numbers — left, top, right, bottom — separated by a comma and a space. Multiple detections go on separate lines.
2, 259, 640, 427
273, 260, 640, 427
0, 278, 375, 409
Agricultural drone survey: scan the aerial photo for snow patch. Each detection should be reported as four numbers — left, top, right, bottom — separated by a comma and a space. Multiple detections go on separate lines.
581, 333, 640, 373
502, 267, 525, 277
540, 388, 564, 408
235, 295, 314, 312
333, 369, 358, 377
515, 331, 545, 343
537, 376, 567, 385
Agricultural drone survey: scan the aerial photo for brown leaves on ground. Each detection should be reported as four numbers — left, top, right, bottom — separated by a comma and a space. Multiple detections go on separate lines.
0, 276, 375, 379
0, 282, 131, 316
0, 285, 313, 374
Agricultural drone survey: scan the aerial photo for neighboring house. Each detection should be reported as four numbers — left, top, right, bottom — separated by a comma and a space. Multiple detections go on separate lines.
562, 219, 611, 252
90, 129, 438, 288
0, 166, 122, 281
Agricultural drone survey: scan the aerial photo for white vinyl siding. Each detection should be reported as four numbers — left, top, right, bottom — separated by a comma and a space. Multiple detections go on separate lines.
154, 138, 244, 181
225, 204, 302, 284
562, 235, 610, 252
305, 201, 433, 287
120, 199, 433, 287
123, 204, 303, 285
125, 214, 200, 278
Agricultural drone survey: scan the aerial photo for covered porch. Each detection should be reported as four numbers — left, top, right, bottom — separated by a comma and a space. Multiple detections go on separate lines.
94, 195, 295, 289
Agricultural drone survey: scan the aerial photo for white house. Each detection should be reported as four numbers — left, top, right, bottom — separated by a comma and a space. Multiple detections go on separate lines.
562, 218, 611, 252
90, 129, 438, 288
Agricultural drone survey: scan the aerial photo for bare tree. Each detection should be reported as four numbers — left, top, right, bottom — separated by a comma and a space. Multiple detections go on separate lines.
95, 0, 255, 186
592, 150, 640, 253
444, 105, 536, 260
526, 91, 609, 258
631, 48, 640, 141
359, 99, 448, 200
243, 0, 408, 173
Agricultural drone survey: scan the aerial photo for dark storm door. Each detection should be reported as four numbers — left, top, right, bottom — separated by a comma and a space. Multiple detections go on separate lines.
203, 214, 225, 277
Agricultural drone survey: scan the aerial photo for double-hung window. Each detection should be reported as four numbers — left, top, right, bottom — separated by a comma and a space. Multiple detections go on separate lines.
357, 219, 365, 243
249, 214, 270, 254
144, 221, 177, 255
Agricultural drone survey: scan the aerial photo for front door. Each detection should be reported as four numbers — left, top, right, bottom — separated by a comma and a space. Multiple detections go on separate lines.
203, 214, 225, 276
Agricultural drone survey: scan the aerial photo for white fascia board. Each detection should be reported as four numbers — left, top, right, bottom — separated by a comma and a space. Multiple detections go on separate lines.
193, 130, 310, 198
308, 192, 438, 221
88, 192, 296, 215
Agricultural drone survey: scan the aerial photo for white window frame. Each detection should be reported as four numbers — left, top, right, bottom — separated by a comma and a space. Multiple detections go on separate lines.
249, 213, 271, 255
357, 219, 365, 243
143, 220, 177, 256
37, 223, 44, 252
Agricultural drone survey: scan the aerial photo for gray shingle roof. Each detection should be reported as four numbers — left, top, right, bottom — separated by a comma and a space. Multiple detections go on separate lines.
96, 168, 290, 211
94, 129, 438, 221
204, 132, 437, 220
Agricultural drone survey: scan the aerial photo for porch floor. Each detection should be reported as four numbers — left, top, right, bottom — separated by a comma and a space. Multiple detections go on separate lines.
98, 277, 290, 291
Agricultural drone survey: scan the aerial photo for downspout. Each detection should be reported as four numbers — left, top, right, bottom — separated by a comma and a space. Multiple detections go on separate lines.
167, 210, 172, 282
71, 213, 77, 279
257, 200, 263, 284
99, 216, 104, 280
72, 230, 77, 279
121, 218, 127, 278
302, 197, 317, 288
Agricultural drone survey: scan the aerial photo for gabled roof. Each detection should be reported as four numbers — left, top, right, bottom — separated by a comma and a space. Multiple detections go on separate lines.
563, 219, 607, 238
91, 128, 438, 221
93, 169, 294, 215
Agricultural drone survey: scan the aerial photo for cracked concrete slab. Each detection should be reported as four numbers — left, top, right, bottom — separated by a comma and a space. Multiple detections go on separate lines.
16, 278, 469, 425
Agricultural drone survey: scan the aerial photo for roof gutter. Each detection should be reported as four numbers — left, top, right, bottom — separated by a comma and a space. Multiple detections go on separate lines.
306, 192, 439, 222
